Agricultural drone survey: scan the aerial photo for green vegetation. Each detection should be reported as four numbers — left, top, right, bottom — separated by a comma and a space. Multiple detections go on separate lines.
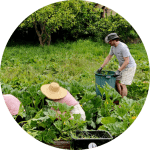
0, 39, 149, 144
22, 101, 86, 144
1, 39, 149, 95
97, 83, 146, 137
1, 0, 149, 147
17, 0, 138, 46
19, 0, 102, 46
71, 132, 100, 139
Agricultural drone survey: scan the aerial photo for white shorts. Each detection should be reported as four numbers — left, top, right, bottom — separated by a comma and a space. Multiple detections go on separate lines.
70, 103, 86, 121
116, 66, 136, 85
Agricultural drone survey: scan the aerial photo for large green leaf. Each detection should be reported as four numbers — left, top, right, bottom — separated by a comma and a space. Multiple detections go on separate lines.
42, 129, 56, 144
103, 83, 122, 100
44, 109, 57, 121
33, 109, 44, 119
96, 117, 102, 124
59, 103, 68, 113
73, 114, 81, 120
54, 120, 63, 131
58, 103, 74, 113
120, 96, 135, 108
114, 105, 129, 120
46, 100, 59, 110
17, 103, 26, 118
101, 117, 117, 124
91, 95, 103, 108
98, 125, 107, 131
97, 84, 105, 97
102, 121, 129, 136
62, 120, 70, 131
87, 120, 96, 129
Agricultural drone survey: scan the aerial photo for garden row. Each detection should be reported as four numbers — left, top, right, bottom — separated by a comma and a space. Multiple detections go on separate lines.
1, 39, 149, 147
1, 80, 146, 145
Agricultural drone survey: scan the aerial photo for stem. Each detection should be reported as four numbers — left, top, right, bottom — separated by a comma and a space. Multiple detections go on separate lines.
18, 120, 28, 124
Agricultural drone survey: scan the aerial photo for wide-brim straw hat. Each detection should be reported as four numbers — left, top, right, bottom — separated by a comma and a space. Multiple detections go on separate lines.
41, 82, 67, 100
105, 33, 119, 43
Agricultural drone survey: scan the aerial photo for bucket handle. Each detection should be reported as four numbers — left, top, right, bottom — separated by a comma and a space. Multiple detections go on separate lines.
106, 75, 111, 79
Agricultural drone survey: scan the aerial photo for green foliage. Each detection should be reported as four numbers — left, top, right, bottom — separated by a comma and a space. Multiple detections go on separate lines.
90, 13, 139, 42
98, 95, 146, 137
1, 39, 149, 142
19, 0, 102, 45
97, 83, 122, 101
11, 1, 140, 45
22, 102, 86, 144
66, 0, 102, 39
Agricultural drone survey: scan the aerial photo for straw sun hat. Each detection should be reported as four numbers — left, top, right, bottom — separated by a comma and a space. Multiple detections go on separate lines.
41, 82, 68, 100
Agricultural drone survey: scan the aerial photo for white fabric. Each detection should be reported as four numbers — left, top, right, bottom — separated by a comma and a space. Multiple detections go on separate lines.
116, 66, 136, 85
70, 103, 86, 121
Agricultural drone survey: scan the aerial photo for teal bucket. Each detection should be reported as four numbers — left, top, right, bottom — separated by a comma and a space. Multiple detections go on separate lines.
95, 71, 116, 96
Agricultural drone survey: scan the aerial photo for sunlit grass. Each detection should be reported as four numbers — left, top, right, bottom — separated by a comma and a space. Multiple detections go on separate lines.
0, 39, 149, 91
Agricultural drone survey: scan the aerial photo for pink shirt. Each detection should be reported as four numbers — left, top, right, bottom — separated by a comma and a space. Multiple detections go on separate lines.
53, 91, 79, 106
51, 91, 78, 120
3, 94, 21, 115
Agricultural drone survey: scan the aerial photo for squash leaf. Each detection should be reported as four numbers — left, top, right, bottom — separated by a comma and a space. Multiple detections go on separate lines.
54, 120, 63, 131
101, 117, 116, 124
18, 103, 26, 118
43, 109, 56, 121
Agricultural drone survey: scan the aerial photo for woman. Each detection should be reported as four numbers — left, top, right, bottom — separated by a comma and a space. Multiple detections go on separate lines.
3, 94, 21, 115
40, 82, 86, 121
3, 94, 25, 125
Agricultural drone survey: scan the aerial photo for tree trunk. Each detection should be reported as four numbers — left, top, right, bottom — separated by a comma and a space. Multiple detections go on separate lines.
33, 21, 52, 46
45, 28, 51, 46
34, 21, 44, 46
39, 36, 44, 46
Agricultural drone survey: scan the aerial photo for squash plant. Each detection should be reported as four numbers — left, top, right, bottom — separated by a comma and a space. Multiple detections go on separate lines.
97, 85, 146, 137
22, 101, 86, 144
1, 79, 147, 140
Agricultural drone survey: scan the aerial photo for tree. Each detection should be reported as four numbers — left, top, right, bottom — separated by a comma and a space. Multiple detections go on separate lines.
19, 1, 76, 46
66, 0, 102, 39
19, 0, 102, 46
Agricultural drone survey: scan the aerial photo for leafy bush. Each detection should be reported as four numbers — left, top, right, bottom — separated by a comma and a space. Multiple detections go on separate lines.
12, 1, 139, 45
89, 13, 139, 42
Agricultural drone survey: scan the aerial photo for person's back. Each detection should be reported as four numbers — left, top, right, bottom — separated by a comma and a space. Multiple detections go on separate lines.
110, 41, 136, 68
3, 94, 21, 115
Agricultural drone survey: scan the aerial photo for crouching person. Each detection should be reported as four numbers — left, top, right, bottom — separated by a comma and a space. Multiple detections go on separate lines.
3, 94, 25, 125
41, 82, 86, 121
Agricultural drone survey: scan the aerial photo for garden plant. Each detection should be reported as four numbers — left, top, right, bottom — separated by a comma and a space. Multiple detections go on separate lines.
0, 0, 150, 148
1, 39, 149, 146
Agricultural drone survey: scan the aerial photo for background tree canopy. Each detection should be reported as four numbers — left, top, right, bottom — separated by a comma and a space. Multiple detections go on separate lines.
10, 0, 139, 46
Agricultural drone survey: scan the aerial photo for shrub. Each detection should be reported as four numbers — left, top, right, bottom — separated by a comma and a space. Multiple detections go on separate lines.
89, 13, 139, 42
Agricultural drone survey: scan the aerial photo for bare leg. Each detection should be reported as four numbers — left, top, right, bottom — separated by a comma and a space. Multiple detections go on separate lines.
116, 80, 127, 98
116, 80, 121, 95
114, 80, 121, 105
120, 84, 127, 98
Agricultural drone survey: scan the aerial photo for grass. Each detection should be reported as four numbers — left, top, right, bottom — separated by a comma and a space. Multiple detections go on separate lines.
0, 39, 149, 99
